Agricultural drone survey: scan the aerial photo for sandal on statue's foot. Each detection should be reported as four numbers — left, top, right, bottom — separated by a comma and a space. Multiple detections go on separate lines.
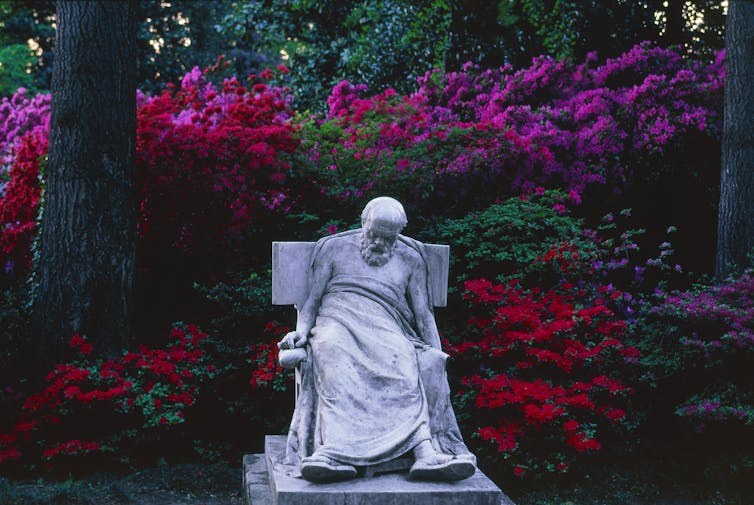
409, 456, 475, 481
301, 455, 357, 483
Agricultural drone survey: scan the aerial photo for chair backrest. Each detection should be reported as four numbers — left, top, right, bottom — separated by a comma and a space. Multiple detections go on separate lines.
271, 240, 449, 307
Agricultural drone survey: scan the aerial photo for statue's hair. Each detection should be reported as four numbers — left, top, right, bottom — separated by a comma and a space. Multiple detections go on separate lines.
361, 196, 407, 231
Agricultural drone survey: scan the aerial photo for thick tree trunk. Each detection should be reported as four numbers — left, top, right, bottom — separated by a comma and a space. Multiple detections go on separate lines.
32, 0, 137, 366
715, 1, 754, 279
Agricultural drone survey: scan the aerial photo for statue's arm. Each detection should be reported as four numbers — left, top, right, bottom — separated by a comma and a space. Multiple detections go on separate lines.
278, 242, 333, 349
408, 257, 442, 350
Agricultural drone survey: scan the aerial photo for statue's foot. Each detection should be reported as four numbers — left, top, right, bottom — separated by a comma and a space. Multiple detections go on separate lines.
409, 453, 475, 481
301, 455, 357, 483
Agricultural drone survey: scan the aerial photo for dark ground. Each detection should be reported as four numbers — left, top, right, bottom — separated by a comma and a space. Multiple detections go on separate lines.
0, 462, 243, 505
0, 455, 750, 505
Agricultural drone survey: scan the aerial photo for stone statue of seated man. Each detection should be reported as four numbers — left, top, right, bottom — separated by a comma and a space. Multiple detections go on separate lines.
277, 196, 476, 483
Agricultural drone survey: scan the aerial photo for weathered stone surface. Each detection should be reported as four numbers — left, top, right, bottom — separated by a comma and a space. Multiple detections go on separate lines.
271, 241, 314, 308
243, 453, 273, 505
274, 198, 470, 482
272, 241, 449, 308
250, 435, 516, 505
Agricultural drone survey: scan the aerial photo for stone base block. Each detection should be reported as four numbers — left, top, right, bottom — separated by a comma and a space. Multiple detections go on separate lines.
243, 435, 515, 505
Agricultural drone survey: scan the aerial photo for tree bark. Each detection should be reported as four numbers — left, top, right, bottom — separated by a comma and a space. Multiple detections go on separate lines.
32, 0, 137, 366
715, 1, 754, 279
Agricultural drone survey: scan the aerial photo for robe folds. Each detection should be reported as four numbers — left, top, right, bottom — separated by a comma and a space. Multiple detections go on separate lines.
283, 231, 473, 468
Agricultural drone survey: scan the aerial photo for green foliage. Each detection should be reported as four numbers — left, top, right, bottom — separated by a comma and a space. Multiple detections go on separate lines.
135, 0, 237, 94
215, 0, 455, 112
0, 0, 728, 105
340, 1, 451, 94
517, 0, 581, 60
195, 270, 278, 341
0, 44, 35, 96
427, 190, 598, 288
0, 0, 54, 92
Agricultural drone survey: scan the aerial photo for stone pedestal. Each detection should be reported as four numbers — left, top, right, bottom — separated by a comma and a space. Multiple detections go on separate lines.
243, 435, 515, 505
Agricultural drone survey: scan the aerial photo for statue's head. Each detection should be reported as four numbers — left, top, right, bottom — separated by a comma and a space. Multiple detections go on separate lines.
360, 197, 407, 266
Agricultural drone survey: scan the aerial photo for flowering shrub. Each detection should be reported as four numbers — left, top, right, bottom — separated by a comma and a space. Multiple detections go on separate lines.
417, 43, 723, 192
0, 44, 723, 277
451, 278, 637, 476
428, 190, 683, 304
0, 65, 298, 279
299, 80, 555, 220
248, 320, 291, 392
426, 190, 598, 288
0, 88, 50, 273
0, 132, 46, 272
0, 323, 216, 468
136, 64, 298, 267
636, 266, 754, 432
0, 88, 50, 172
298, 43, 723, 224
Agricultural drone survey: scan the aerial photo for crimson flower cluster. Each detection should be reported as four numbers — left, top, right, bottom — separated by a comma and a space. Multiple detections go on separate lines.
0, 65, 299, 277
451, 278, 637, 476
0, 131, 45, 271
248, 320, 291, 391
0, 323, 216, 466
136, 64, 299, 262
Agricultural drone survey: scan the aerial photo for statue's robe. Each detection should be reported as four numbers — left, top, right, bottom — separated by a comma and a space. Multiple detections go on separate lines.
284, 231, 472, 468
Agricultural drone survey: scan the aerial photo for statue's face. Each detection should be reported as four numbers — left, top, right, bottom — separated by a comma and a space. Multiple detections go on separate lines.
360, 223, 399, 266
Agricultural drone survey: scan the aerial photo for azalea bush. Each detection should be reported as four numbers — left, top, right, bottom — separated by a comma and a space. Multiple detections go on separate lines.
0, 64, 298, 276
430, 190, 695, 477
451, 277, 637, 477
295, 43, 723, 228
296, 81, 555, 223
634, 263, 754, 433
136, 61, 299, 272
0, 131, 45, 272
0, 88, 50, 172
0, 323, 217, 471
0, 64, 301, 335
417, 43, 723, 193
248, 320, 292, 392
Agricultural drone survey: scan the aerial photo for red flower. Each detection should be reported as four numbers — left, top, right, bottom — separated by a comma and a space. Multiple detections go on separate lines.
14, 419, 37, 432
0, 448, 22, 463
563, 420, 579, 432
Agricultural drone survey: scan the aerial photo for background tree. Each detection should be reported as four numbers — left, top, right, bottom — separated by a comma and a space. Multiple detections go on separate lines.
0, 1, 240, 96
715, 0, 754, 278
215, 0, 727, 111
32, 0, 137, 366
0, 0, 55, 95
134, 0, 232, 94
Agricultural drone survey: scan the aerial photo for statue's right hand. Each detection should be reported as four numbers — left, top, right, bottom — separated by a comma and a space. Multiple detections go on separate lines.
278, 330, 307, 350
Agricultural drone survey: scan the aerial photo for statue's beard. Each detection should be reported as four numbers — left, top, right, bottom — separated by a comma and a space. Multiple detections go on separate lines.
360, 235, 395, 267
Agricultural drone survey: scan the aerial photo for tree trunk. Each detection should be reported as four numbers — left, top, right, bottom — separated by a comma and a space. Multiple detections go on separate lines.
716, 1, 754, 279
32, 0, 137, 367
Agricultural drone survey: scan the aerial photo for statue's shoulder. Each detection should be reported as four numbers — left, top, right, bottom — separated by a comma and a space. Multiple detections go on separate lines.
396, 235, 425, 265
314, 229, 359, 256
